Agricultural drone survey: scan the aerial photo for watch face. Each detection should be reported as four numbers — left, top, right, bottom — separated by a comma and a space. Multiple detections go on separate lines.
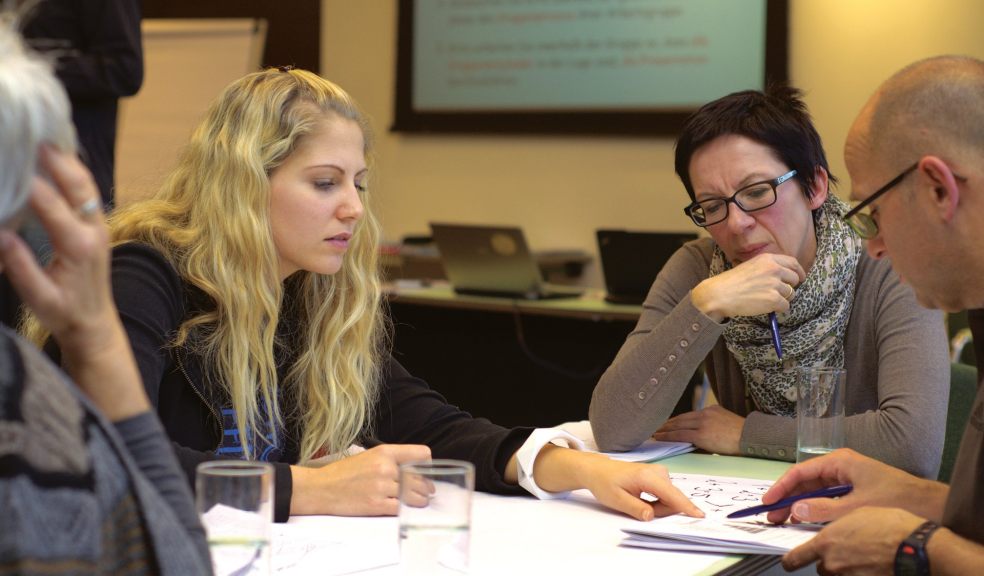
896, 521, 937, 576
896, 542, 928, 576
895, 554, 919, 576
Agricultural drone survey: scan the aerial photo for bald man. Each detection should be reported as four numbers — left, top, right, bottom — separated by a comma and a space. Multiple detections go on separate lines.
756, 56, 984, 575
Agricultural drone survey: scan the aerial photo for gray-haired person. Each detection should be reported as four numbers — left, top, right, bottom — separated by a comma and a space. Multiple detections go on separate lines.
0, 19, 210, 575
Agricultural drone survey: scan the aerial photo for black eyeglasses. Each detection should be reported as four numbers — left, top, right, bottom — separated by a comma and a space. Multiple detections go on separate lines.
683, 170, 798, 227
842, 163, 917, 239
843, 162, 968, 239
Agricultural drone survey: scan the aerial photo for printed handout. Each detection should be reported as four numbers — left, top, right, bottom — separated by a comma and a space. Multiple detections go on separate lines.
622, 473, 822, 555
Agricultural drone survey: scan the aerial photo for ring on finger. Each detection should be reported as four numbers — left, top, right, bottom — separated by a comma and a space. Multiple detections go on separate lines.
77, 198, 101, 217
784, 284, 795, 300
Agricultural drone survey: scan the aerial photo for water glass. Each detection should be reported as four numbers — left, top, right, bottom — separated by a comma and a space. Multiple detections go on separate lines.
796, 367, 846, 462
398, 460, 475, 575
196, 461, 275, 576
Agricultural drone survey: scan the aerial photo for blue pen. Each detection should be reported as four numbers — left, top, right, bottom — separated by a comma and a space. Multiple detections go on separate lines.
726, 484, 853, 519
768, 312, 782, 360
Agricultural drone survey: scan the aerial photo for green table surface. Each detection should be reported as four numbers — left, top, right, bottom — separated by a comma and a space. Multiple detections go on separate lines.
663, 452, 793, 481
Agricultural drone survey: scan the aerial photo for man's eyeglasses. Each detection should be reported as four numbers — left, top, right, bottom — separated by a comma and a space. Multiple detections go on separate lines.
843, 162, 968, 239
842, 163, 917, 239
683, 170, 798, 227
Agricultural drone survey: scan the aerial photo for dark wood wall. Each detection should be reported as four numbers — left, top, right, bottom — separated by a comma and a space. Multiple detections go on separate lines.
142, 0, 321, 72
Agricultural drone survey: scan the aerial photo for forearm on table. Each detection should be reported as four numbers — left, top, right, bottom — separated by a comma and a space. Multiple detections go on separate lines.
841, 404, 944, 478
739, 406, 946, 473
590, 296, 723, 451
504, 444, 605, 493
289, 464, 319, 515
740, 412, 797, 460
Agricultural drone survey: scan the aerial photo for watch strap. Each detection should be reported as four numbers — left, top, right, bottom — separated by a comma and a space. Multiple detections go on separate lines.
895, 520, 941, 576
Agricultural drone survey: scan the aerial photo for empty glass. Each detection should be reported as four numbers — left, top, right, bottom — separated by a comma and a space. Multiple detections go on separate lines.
796, 367, 846, 462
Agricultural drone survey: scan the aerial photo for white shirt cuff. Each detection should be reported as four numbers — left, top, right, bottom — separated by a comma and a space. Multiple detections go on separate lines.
515, 428, 585, 500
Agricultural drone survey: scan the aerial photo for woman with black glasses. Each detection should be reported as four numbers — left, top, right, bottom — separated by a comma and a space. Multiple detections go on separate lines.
589, 86, 949, 479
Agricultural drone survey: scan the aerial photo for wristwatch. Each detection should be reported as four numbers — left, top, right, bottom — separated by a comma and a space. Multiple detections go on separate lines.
895, 520, 940, 576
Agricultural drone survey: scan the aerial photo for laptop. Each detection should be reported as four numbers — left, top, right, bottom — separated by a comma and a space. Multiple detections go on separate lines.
429, 223, 583, 300
596, 229, 698, 304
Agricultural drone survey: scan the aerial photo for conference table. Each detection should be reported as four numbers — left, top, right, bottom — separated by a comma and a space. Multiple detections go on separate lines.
270, 453, 809, 576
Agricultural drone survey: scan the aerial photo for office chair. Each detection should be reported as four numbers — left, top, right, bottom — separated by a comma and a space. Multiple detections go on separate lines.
938, 362, 979, 483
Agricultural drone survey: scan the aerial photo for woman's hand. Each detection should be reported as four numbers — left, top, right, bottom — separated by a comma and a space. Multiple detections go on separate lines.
578, 455, 705, 521
0, 146, 149, 420
290, 444, 432, 516
691, 253, 805, 322
0, 147, 114, 353
509, 446, 704, 521
651, 405, 745, 455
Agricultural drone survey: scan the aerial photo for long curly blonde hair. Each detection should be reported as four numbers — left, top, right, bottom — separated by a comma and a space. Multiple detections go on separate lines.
27, 68, 386, 460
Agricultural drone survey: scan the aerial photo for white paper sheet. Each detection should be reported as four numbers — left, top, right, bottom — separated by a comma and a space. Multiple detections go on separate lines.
621, 473, 821, 555
271, 517, 399, 575
557, 419, 695, 462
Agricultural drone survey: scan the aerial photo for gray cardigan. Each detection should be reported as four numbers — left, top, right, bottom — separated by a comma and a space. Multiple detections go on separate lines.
0, 326, 211, 574
589, 238, 949, 478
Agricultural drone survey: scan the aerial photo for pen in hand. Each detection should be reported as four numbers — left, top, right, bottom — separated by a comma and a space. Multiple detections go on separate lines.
768, 312, 782, 360
726, 484, 853, 519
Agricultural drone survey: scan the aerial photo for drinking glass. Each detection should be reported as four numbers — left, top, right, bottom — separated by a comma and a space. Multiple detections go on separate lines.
796, 367, 846, 462
196, 461, 274, 576
398, 460, 475, 575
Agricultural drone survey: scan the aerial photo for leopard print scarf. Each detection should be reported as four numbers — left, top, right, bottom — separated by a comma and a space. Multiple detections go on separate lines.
709, 195, 862, 416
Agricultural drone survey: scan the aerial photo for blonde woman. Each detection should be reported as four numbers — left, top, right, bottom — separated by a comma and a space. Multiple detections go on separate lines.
30, 68, 703, 523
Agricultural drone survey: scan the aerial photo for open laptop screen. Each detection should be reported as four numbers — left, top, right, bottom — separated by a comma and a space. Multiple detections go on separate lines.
597, 230, 698, 305
430, 223, 581, 300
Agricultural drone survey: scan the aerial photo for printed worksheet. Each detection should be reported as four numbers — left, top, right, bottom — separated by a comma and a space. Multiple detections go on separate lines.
622, 473, 821, 555
669, 473, 772, 518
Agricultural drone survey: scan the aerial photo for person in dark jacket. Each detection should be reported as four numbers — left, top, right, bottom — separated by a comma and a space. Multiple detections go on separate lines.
21, 0, 143, 206
2, 0, 143, 329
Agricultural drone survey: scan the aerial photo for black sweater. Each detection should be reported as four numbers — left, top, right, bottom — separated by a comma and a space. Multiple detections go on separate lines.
107, 242, 531, 522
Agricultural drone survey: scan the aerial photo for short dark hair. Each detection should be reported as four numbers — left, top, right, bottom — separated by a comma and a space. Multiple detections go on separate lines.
674, 85, 836, 203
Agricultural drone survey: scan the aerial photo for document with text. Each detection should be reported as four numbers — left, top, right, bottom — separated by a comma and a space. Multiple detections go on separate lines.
621, 473, 821, 555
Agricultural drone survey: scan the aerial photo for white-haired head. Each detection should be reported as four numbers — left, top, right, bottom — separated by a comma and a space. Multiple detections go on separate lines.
0, 16, 77, 226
